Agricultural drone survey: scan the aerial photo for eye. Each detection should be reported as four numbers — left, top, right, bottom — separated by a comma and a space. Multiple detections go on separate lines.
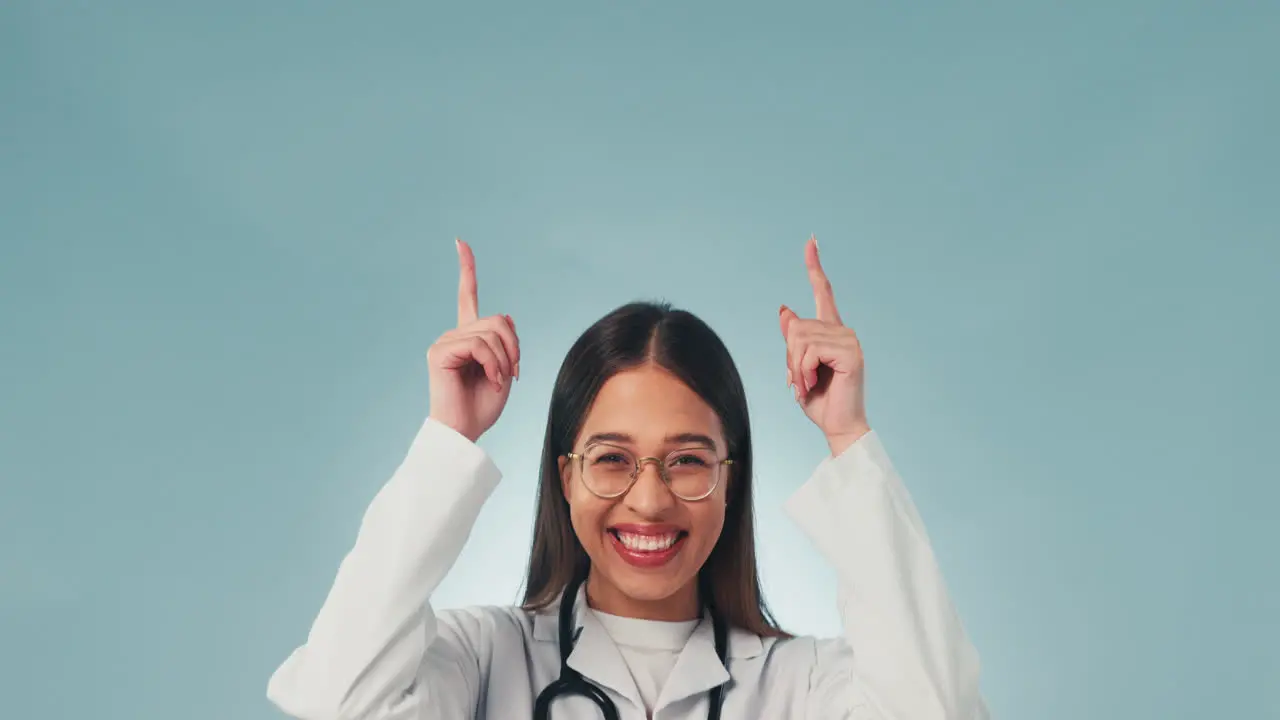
669, 452, 711, 467
593, 453, 629, 465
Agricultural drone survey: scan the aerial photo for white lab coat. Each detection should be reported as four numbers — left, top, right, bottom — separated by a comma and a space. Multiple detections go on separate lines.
267, 418, 989, 720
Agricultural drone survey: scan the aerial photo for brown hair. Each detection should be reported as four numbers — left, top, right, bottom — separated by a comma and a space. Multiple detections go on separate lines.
520, 301, 789, 638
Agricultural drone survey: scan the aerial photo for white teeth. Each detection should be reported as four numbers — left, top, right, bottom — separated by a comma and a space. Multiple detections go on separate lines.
616, 532, 679, 552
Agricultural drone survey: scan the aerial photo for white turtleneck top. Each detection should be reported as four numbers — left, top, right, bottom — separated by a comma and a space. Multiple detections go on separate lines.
591, 609, 701, 714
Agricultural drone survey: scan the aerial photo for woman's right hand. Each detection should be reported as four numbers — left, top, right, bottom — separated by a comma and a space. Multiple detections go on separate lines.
426, 239, 520, 443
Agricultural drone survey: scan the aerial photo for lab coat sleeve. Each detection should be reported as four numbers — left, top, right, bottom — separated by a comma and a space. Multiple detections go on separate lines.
266, 417, 503, 720
783, 431, 989, 720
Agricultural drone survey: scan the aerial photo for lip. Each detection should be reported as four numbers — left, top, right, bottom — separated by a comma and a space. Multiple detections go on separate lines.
609, 523, 685, 536
608, 530, 687, 569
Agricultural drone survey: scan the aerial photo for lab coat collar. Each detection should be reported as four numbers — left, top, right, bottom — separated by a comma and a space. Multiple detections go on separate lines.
531, 584, 764, 710
652, 611, 731, 712
534, 582, 642, 709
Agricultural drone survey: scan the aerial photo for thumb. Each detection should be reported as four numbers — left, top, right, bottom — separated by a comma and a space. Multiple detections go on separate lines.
778, 304, 798, 338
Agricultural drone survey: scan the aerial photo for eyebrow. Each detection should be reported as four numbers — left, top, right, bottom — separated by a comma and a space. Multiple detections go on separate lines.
582, 431, 720, 451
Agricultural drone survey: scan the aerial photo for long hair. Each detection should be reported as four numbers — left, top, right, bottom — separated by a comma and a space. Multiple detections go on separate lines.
520, 301, 789, 638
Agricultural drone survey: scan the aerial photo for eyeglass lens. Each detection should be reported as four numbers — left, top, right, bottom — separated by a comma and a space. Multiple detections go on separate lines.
580, 444, 721, 499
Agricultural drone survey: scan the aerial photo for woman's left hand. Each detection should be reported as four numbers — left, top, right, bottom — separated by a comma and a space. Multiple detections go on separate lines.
779, 236, 872, 457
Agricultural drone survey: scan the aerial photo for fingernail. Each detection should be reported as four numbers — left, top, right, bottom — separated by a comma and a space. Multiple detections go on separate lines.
455, 237, 461, 253
515, 361, 521, 380
811, 234, 818, 251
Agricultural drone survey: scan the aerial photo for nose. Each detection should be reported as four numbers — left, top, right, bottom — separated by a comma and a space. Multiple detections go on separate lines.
623, 459, 677, 516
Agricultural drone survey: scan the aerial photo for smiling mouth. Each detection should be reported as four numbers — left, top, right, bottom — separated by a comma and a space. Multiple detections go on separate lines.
608, 529, 688, 552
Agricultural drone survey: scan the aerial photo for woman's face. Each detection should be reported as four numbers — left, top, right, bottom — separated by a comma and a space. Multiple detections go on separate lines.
559, 363, 730, 621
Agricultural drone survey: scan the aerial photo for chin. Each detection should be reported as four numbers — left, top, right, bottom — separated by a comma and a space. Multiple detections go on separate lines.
611, 567, 692, 601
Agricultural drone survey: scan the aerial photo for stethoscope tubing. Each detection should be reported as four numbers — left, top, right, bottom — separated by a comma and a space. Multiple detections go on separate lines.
532, 568, 728, 720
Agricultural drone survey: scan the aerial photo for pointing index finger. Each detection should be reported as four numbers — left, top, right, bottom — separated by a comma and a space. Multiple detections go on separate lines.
805, 235, 842, 324
456, 238, 479, 326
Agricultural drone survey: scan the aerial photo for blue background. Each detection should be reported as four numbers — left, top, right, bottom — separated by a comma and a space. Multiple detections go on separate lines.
2, 2, 1276, 718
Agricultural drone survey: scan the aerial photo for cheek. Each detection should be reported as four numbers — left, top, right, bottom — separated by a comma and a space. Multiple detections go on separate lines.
567, 493, 612, 543
689, 502, 727, 542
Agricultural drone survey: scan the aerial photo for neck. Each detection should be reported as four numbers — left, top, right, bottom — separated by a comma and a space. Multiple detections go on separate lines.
583, 572, 701, 621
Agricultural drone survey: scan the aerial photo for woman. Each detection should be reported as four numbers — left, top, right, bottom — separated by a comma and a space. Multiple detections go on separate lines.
267, 238, 989, 719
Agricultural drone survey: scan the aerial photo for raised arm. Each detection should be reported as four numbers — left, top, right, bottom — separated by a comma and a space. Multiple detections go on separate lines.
267, 239, 521, 720
785, 431, 988, 719
779, 236, 987, 719
267, 418, 502, 719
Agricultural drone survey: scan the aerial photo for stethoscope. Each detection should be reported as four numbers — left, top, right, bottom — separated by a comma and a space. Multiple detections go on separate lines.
533, 567, 730, 720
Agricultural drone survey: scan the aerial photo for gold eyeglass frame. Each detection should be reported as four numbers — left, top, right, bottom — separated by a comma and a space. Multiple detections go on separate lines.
564, 443, 733, 501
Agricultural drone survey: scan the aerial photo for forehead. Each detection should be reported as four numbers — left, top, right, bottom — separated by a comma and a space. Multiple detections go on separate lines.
578, 365, 724, 448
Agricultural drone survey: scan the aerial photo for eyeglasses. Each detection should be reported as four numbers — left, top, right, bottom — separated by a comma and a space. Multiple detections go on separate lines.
565, 443, 733, 501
